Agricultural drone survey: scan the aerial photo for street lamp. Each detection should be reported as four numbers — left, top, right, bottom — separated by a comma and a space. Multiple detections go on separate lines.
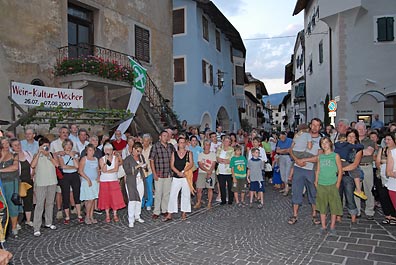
213, 70, 225, 94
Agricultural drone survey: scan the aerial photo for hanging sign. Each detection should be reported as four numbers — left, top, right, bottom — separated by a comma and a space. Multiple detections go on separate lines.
10, 82, 84, 108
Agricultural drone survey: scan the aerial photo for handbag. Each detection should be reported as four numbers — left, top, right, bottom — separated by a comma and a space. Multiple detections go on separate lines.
19, 182, 32, 197
55, 166, 64, 180
56, 155, 73, 180
11, 180, 23, 206
264, 162, 272, 172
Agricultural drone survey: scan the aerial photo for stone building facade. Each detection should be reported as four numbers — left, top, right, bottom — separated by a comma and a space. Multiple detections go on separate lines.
0, 0, 173, 134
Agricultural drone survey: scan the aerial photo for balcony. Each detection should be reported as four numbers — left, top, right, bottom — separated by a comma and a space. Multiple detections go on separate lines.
54, 43, 181, 132
55, 43, 135, 90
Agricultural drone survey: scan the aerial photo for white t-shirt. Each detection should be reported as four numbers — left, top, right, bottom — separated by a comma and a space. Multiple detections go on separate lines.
50, 138, 78, 153
269, 137, 277, 151
386, 149, 396, 191
198, 151, 216, 177
210, 142, 221, 153
217, 150, 229, 174
76, 140, 89, 154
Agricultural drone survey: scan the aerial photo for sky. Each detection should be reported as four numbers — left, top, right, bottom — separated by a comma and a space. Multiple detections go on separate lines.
212, 0, 303, 94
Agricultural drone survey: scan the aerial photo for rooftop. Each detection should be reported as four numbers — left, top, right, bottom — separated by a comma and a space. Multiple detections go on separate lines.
195, 0, 246, 55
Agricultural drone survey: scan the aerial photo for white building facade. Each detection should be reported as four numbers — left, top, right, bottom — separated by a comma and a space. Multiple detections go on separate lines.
294, 0, 396, 125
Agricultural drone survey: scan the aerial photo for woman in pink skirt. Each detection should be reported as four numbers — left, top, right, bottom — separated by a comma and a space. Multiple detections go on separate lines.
98, 143, 126, 222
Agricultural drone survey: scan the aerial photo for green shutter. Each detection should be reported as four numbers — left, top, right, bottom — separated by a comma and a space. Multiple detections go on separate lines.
377, 17, 387, 41
387, 17, 394, 41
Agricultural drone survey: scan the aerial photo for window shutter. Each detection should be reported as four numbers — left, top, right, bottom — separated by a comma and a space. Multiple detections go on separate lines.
202, 60, 206, 83
209, 64, 213, 85
318, 41, 323, 64
173, 9, 185, 35
216, 30, 221, 51
236, 66, 244, 85
387, 17, 394, 41
174, 58, 184, 82
377, 17, 388, 41
202, 16, 209, 41
135, 25, 150, 62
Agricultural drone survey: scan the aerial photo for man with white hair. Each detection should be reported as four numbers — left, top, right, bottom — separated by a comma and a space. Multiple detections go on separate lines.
332, 119, 349, 143
355, 121, 376, 220
112, 130, 127, 151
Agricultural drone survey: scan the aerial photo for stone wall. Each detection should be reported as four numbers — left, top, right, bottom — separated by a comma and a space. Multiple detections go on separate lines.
0, 0, 173, 134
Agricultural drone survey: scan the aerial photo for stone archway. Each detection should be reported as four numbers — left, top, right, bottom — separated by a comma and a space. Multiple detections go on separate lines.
200, 112, 212, 131
216, 106, 230, 131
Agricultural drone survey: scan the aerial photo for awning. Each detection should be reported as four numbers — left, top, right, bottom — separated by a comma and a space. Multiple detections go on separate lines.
350, 90, 388, 103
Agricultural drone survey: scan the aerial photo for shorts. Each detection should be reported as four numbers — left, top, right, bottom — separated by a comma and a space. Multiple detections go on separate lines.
232, 178, 248, 193
316, 184, 343, 215
250, 181, 265, 192
196, 173, 216, 189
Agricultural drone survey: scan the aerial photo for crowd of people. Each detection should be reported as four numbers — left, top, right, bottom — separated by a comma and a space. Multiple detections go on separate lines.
0, 115, 396, 240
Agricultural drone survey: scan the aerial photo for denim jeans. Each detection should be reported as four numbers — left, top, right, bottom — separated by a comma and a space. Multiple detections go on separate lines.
339, 173, 358, 215
291, 166, 316, 206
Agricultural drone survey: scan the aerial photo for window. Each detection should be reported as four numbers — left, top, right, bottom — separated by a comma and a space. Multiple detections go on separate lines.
201, 60, 212, 85
202, 16, 209, 41
235, 65, 244, 85
135, 25, 150, 63
173, 8, 185, 35
377, 17, 394, 42
31, 79, 45, 86
67, 3, 93, 58
295, 83, 305, 98
307, 53, 313, 74
216, 30, 221, 51
174, 57, 185, 82
318, 40, 323, 64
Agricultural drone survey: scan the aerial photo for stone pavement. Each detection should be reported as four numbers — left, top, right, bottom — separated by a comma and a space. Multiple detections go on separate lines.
6, 187, 396, 265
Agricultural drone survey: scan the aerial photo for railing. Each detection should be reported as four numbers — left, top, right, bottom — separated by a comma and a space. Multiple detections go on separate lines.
57, 43, 181, 130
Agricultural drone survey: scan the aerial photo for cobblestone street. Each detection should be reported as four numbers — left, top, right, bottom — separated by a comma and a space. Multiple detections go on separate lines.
7, 187, 396, 265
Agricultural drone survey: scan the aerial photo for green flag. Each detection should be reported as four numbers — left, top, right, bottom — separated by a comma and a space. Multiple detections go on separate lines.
128, 56, 147, 93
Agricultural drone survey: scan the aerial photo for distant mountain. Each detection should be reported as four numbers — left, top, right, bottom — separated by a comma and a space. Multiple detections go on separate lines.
262, 92, 288, 106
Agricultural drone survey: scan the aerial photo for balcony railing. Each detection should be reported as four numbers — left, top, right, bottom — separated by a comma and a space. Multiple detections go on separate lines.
56, 43, 181, 130
58, 43, 132, 69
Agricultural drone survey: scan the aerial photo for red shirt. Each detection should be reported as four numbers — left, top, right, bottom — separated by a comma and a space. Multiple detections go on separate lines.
112, 139, 127, 151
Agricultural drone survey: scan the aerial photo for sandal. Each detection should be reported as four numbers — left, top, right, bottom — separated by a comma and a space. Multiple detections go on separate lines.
113, 215, 119, 222
162, 216, 172, 222
382, 218, 391, 224
312, 216, 321, 225
288, 216, 298, 225
181, 213, 187, 221
105, 216, 111, 223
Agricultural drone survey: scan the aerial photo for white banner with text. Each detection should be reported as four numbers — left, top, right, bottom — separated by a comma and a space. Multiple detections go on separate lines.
11, 82, 84, 108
